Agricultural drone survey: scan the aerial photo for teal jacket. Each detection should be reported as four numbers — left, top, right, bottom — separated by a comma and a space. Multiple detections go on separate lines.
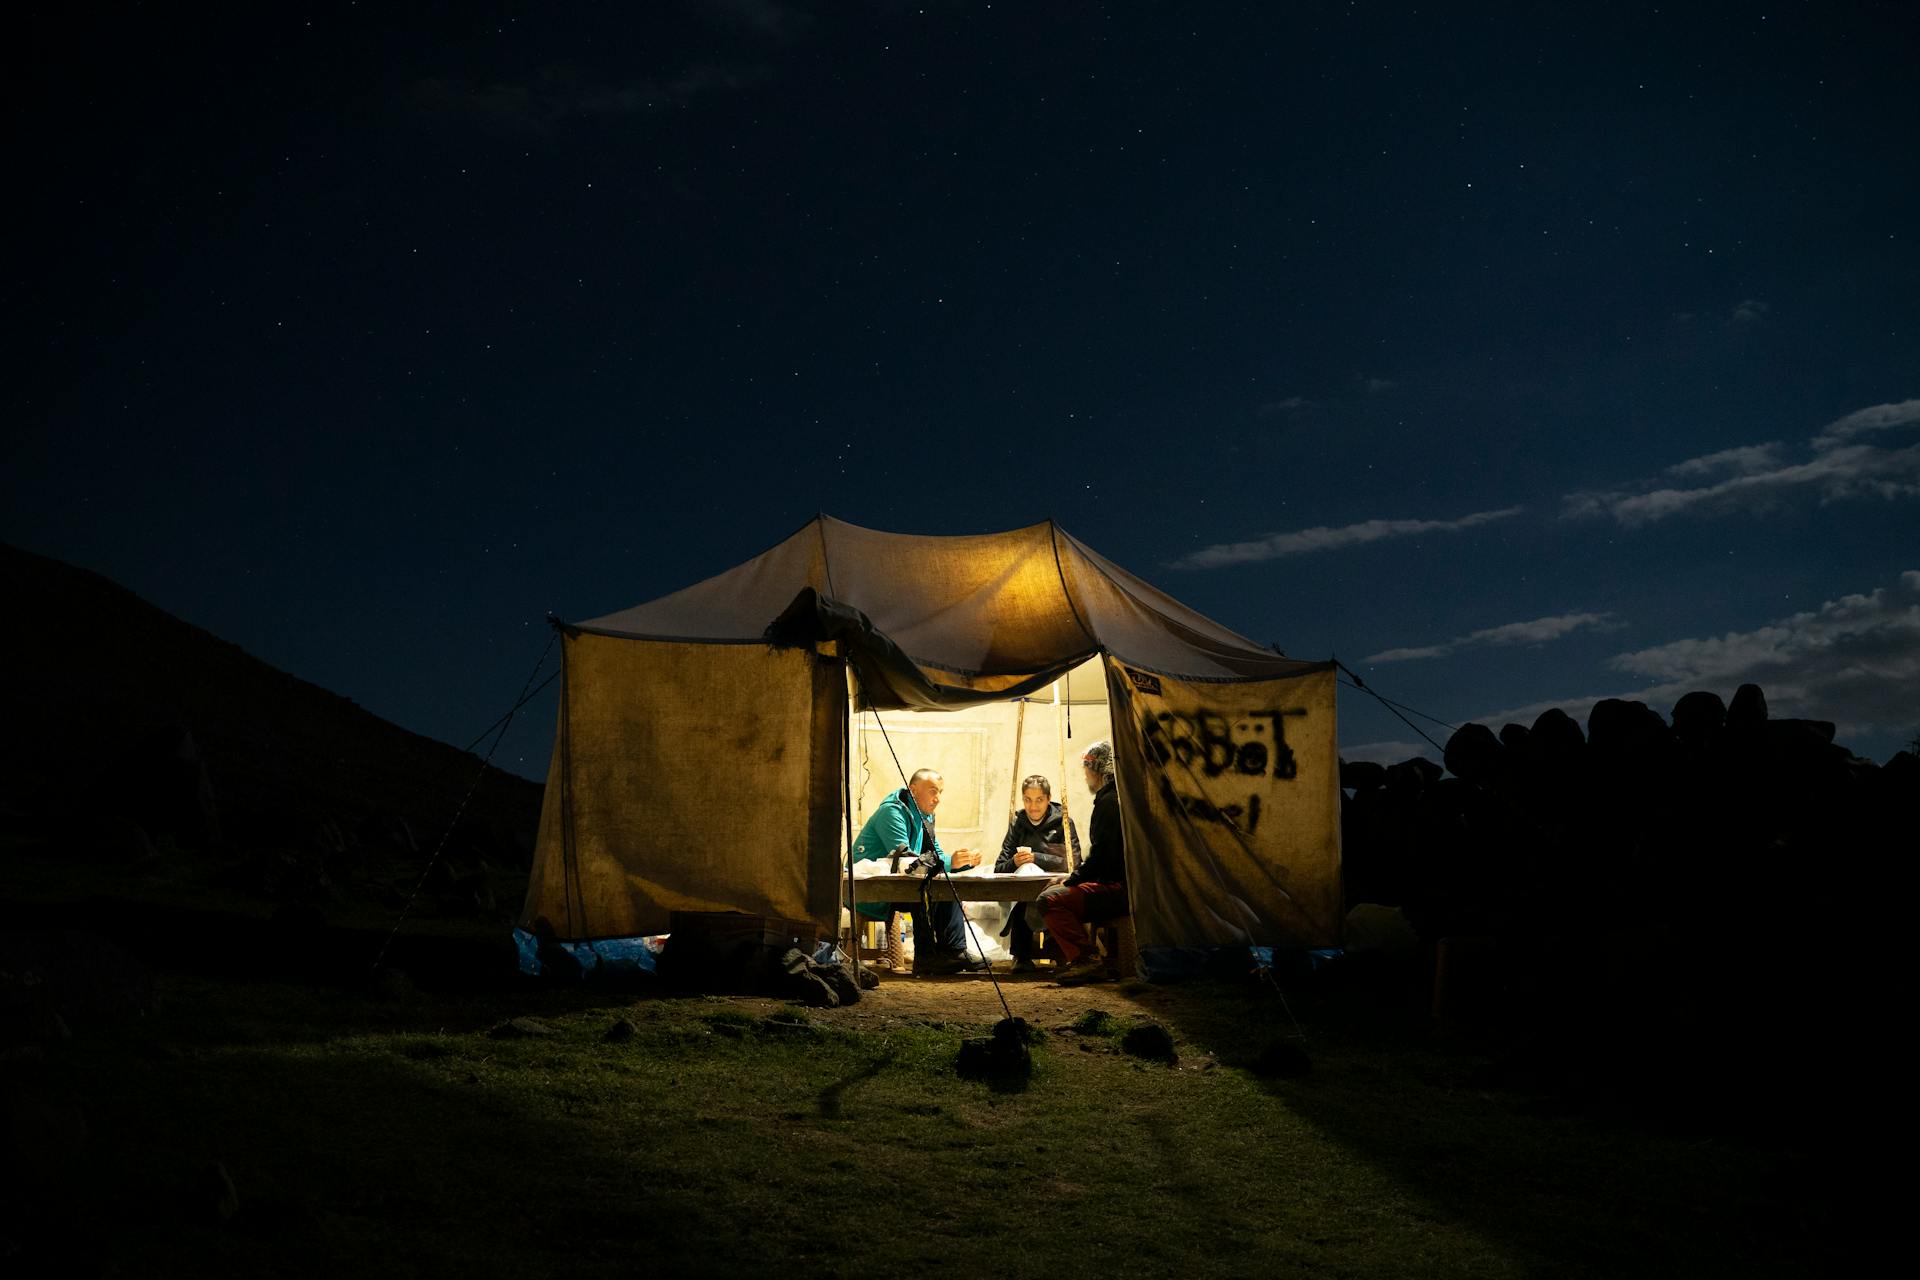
851, 787, 948, 919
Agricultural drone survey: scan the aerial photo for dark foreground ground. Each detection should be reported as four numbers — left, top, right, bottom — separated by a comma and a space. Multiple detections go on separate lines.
1, 892, 1848, 1280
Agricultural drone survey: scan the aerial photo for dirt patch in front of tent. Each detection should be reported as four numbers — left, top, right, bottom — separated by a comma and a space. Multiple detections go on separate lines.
686, 968, 1167, 1029
725, 965, 1263, 1046
699, 966, 1290, 1069
825, 967, 1162, 1027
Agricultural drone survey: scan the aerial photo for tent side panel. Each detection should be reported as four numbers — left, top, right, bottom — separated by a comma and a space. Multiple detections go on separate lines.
802, 646, 848, 930
1107, 658, 1343, 951
521, 700, 575, 932
520, 633, 840, 940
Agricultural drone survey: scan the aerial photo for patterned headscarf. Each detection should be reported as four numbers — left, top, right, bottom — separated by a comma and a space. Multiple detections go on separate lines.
1081, 739, 1115, 782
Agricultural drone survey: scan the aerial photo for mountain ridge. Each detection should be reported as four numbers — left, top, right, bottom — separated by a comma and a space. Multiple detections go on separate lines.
0, 540, 542, 871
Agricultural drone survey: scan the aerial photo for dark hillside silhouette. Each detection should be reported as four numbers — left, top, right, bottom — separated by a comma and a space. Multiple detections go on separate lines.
0, 542, 540, 912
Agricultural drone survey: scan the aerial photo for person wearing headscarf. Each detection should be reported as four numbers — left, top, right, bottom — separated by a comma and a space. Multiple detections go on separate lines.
1039, 740, 1128, 985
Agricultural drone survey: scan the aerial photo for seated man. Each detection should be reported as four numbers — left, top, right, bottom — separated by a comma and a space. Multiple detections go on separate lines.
994, 773, 1080, 972
851, 767, 984, 975
1040, 741, 1129, 985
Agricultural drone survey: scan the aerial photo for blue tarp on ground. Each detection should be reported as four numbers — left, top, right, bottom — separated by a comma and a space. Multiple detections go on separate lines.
513, 931, 842, 980
513, 928, 665, 980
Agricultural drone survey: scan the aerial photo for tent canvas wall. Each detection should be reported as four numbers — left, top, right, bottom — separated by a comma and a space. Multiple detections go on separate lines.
521, 516, 1343, 964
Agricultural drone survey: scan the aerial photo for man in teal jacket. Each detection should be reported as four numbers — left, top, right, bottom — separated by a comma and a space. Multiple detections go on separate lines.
853, 768, 983, 975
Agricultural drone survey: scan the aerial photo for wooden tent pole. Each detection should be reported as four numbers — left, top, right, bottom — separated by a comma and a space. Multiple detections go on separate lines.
1009, 698, 1027, 823
1055, 677, 1075, 870
843, 670, 862, 981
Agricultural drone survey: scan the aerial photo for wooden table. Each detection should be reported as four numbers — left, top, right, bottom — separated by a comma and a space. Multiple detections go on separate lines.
845, 872, 1068, 970
846, 872, 1067, 904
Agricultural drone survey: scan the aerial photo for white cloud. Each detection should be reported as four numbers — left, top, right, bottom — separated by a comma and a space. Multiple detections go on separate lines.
1171, 506, 1523, 570
1363, 644, 1451, 663
1565, 399, 1920, 526
1471, 571, 1920, 745
1363, 611, 1617, 664
1607, 445, 1920, 525
1811, 398, 1920, 450
1730, 298, 1770, 326
1664, 443, 1784, 479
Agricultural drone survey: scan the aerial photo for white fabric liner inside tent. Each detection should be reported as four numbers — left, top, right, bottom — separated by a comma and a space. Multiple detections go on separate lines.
847, 657, 1114, 961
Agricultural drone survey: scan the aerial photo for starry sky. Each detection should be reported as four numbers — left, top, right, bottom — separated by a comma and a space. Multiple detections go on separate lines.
9, 1, 1918, 776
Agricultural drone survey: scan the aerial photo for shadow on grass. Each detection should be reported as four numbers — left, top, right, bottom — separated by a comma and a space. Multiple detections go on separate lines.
10, 1043, 636, 1274
10, 990, 916, 1278
816, 1050, 895, 1118
1124, 958, 1834, 1279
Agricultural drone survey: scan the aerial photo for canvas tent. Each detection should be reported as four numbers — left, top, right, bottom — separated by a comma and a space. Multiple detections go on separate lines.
521, 516, 1343, 968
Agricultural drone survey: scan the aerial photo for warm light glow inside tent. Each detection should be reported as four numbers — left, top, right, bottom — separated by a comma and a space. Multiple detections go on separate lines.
849, 656, 1111, 858
520, 516, 1344, 970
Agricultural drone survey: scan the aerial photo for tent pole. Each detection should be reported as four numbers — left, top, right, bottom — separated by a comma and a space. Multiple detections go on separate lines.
844, 674, 862, 985
1055, 677, 1074, 871
1008, 698, 1027, 822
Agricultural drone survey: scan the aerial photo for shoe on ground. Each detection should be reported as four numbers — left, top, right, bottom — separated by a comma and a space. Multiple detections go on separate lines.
1011, 958, 1038, 974
1054, 956, 1109, 986
913, 948, 971, 976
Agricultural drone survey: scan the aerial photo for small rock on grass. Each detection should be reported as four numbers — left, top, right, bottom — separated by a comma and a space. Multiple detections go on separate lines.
1119, 1020, 1177, 1064
957, 1019, 1033, 1083
603, 1018, 638, 1042
1067, 1008, 1117, 1035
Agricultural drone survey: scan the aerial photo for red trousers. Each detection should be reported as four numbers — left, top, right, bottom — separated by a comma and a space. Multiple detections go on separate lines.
1042, 881, 1129, 963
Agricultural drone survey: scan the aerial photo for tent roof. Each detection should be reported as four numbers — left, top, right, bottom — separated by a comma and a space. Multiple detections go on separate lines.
574, 516, 1322, 692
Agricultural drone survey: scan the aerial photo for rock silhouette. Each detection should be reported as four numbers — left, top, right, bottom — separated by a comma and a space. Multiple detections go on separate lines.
1339, 682, 1911, 1125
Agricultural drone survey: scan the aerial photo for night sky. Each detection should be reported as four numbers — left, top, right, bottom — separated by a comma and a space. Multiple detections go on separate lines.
9, 1, 1918, 776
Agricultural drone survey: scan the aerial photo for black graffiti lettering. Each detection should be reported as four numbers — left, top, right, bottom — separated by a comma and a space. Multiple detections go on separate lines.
1146, 713, 1190, 768
1144, 711, 1203, 769
1142, 713, 1172, 766
1157, 773, 1265, 833
1190, 794, 1232, 826
1144, 706, 1309, 782
1250, 709, 1306, 780
1168, 717, 1196, 767
1272, 744, 1297, 780
1197, 714, 1236, 776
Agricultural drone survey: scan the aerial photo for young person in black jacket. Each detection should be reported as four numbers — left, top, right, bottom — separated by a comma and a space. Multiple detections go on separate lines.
994, 774, 1081, 971
1042, 740, 1129, 985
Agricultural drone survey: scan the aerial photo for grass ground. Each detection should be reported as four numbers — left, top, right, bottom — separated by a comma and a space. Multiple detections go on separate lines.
4, 936, 1831, 1280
